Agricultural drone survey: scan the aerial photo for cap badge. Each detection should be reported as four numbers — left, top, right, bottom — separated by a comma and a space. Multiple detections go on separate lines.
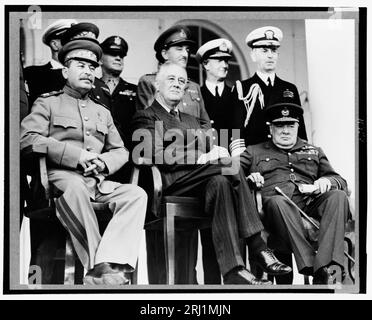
219, 41, 228, 52
179, 29, 187, 39
283, 89, 294, 98
114, 37, 121, 45
281, 108, 290, 117
265, 30, 275, 40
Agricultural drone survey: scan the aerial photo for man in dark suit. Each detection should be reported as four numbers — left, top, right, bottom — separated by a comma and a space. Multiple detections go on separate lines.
239, 90, 350, 284
24, 19, 77, 106
131, 62, 292, 284
229, 26, 308, 156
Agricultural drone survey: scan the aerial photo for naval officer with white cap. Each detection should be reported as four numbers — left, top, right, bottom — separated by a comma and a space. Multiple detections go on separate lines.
229, 26, 308, 156
24, 19, 78, 106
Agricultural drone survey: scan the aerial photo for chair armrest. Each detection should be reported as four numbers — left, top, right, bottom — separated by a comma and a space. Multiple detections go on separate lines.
20, 144, 51, 200
130, 157, 163, 217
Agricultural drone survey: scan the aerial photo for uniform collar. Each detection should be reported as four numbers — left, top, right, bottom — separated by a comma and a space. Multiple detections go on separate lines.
63, 84, 90, 100
265, 138, 307, 152
205, 80, 225, 96
256, 71, 276, 86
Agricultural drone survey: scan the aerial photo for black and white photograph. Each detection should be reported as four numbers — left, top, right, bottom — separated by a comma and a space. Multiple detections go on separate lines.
2, 1, 368, 301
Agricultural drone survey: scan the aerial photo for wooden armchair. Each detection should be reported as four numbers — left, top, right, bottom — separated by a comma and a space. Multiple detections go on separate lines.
130, 158, 212, 285
21, 145, 113, 284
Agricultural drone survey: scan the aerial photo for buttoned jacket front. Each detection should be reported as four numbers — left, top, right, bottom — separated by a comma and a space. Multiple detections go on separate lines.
239, 139, 347, 198
21, 85, 128, 193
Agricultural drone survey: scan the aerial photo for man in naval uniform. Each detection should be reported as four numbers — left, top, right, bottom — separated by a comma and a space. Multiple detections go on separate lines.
196, 38, 234, 148
21, 39, 147, 285
135, 25, 210, 127
24, 19, 77, 106
229, 26, 307, 156
239, 90, 350, 284
193, 38, 235, 284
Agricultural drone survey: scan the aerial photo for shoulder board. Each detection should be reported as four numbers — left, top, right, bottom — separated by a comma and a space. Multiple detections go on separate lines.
89, 94, 110, 110
39, 90, 64, 98
301, 144, 316, 150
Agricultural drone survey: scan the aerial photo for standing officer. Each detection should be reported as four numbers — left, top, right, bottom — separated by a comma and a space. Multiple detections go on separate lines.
21, 39, 147, 285
239, 89, 350, 284
92, 36, 137, 148
24, 19, 77, 106
194, 38, 234, 284
196, 38, 234, 148
136, 25, 210, 127
229, 26, 307, 156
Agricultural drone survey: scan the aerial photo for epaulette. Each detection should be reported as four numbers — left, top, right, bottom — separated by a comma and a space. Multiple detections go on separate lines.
39, 90, 64, 98
89, 94, 110, 110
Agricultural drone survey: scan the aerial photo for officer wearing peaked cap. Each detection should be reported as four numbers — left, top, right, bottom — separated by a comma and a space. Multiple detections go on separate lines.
239, 88, 351, 285
197, 39, 234, 148
60, 21, 100, 45
196, 38, 235, 284
21, 38, 147, 285
136, 25, 211, 128
92, 35, 137, 149
59, 21, 113, 112
229, 26, 308, 159
24, 19, 77, 106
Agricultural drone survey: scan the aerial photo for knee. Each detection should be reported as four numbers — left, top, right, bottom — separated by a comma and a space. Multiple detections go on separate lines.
208, 175, 230, 188
327, 189, 348, 202
122, 184, 148, 202
63, 176, 87, 194
263, 195, 287, 211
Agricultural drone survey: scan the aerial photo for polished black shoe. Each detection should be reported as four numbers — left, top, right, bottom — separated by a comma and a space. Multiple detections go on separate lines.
254, 249, 292, 275
223, 267, 272, 285
84, 262, 130, 285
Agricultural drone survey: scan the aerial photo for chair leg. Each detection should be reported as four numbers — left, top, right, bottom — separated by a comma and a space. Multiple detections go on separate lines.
164, 206, 175, 285
64, 236, 75, 284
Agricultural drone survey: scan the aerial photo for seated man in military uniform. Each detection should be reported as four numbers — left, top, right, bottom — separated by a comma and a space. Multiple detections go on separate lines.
21, 38, 147, 285
239, 90, 351, 284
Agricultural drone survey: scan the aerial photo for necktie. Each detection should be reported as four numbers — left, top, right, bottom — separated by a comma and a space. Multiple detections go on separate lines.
215, 86, 220, 98
106, 79, 116, 94
170, 109, 180, 121
267, 77, 273, 88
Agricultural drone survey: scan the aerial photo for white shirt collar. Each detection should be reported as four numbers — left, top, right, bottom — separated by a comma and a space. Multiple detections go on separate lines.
205, 80, 225, 96
256, 71, 276, 86
50, 59, 64, 69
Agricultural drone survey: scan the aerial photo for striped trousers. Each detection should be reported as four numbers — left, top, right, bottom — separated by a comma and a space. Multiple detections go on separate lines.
48, 170, 147, 271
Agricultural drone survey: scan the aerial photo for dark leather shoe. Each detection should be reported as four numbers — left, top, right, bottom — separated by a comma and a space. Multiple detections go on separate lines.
84, 262, 130, 285
223, 267, 272, 285
254, 249, 292, 275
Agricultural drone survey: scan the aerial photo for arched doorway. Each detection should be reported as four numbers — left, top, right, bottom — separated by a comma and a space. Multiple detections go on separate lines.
177, 19, 248, 87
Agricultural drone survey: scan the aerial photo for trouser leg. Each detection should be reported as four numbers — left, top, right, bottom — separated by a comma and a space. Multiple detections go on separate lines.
53, 178, 100, 270
263, 195, 315, 273
306, 190, 349, 272
200, 228, 221, 284
94, 184, 147, 269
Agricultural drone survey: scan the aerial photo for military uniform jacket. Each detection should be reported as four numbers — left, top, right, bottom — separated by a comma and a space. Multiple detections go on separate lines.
135, 73, 211, 127
131, 100, 213, 189
24, 61, 66, 107
20, 85, 128, 191
230, 73, 308, 147
201, 83, 234, 148
92, 77, 137, 147
239, 139, 347, 199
